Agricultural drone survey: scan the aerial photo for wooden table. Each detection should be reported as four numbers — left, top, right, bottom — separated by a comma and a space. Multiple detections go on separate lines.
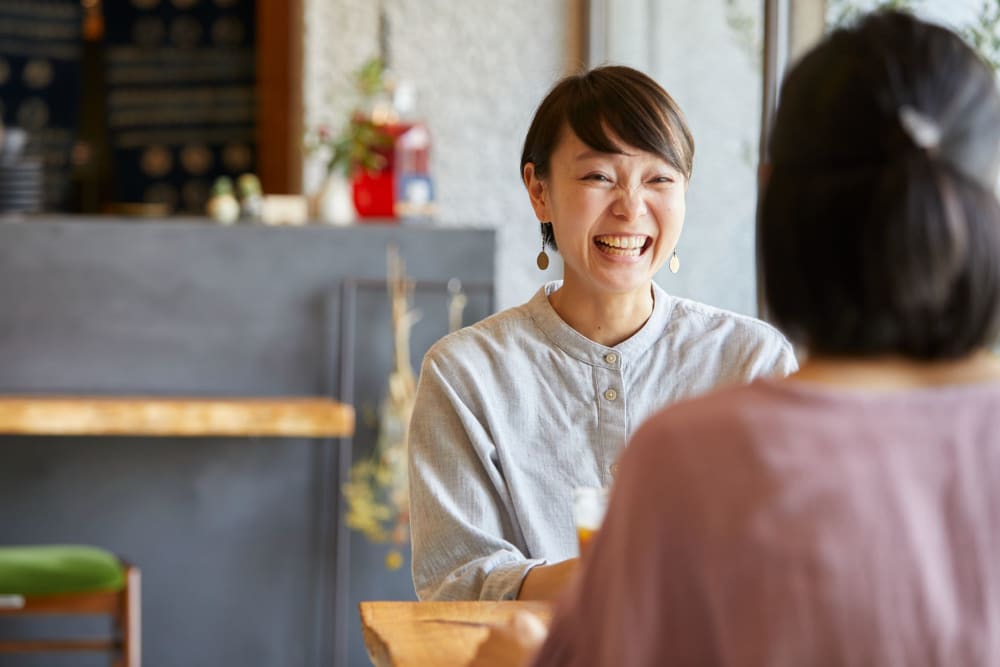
360, 600, 553, 667
0, 395, 355, 437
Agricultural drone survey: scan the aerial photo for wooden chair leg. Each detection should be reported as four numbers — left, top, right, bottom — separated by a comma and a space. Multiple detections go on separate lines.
114, 565, 141, 667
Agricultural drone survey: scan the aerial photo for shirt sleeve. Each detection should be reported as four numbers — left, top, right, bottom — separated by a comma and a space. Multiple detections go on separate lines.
408, 349, 545, 601
773, 336, 799, 376
746, 323, 799, 380
726, 323, 800, 386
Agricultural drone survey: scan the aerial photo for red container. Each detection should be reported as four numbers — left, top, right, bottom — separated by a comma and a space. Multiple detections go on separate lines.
351, 122, 413, 220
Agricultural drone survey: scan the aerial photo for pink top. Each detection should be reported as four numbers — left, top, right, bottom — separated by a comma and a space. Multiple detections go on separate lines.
532, 378, 1000, 666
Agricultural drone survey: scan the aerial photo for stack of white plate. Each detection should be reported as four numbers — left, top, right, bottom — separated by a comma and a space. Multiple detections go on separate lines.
0, 159, 44, 213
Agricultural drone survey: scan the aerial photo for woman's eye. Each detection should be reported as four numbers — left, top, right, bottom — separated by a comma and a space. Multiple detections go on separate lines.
650, 175, 675, 184
585, 173, 612, 183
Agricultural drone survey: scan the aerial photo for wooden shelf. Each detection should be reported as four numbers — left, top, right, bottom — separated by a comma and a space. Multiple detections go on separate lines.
0, 396, 354, 438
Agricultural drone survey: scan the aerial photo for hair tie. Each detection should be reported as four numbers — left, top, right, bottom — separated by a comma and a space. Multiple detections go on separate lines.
898, 105, 941, 151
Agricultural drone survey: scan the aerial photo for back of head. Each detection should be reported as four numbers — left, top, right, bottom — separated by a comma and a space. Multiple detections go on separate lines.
761, 10, 1000, 359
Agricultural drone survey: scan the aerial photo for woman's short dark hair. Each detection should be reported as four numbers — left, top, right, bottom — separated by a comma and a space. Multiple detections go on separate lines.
761, 10, 1000, 359
520, 65, 695, 250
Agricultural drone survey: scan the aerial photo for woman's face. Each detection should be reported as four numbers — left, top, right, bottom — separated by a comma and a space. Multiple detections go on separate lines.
524, 126, 686, 300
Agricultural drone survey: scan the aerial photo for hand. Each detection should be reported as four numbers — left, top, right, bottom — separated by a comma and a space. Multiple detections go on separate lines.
467, 610, 548, 667
516, 557, 579, 601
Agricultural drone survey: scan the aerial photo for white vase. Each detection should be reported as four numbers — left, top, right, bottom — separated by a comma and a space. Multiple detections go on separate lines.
316, 173, 356, 226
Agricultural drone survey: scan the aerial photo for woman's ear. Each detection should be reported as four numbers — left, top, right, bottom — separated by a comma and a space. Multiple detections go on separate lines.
523, 163, 550, 222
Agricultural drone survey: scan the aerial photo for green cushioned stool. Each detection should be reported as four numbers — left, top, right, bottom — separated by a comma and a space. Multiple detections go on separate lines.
0, 545, 141, 667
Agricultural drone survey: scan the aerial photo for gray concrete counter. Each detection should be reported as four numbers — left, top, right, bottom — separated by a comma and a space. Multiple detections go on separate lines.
0, 217, 496, 667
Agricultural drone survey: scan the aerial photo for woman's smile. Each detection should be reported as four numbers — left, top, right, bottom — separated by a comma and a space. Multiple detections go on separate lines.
593, 234, 652, 258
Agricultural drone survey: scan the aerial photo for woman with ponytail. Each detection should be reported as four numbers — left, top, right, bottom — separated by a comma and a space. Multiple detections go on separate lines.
471, 10, 1000, 666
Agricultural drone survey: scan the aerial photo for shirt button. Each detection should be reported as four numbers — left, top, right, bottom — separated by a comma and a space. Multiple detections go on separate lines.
610, 463, 620, 476
603, 388, 617, 401
604, 352, 617, 364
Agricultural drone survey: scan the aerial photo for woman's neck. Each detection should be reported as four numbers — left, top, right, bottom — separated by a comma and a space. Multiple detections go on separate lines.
547, 282, 654, 347
791, 350, 1000, 390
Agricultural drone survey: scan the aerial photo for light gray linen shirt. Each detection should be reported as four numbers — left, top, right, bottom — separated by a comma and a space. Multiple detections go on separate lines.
408, 280, 797, 601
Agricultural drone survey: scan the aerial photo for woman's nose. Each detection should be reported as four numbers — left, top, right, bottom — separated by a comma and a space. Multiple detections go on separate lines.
612, 184, 648, 219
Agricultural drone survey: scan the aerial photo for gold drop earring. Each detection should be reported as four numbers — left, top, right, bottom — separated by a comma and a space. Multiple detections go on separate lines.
536, 225, 550, 271
668, 250, 680, 274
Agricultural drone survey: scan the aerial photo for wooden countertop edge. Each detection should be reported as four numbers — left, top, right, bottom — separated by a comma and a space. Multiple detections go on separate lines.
0, 396, 355, 437
360, 613, 394, 667
359, 601, 404, 667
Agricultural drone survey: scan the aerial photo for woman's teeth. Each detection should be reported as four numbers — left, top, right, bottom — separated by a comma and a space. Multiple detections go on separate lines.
595, 235, 646, 256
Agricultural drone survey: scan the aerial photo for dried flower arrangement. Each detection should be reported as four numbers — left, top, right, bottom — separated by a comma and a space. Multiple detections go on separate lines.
341, 249, 469, 569
341, 246, 419, 571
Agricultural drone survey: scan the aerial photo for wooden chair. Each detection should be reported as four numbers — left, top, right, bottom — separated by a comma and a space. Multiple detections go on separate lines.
0, 545, 140, 667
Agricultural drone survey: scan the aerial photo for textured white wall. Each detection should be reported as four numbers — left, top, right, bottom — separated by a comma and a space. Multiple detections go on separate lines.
304, 0, 573, 310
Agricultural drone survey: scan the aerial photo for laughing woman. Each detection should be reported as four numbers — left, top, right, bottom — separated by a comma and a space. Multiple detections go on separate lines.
407, 65, 796, 602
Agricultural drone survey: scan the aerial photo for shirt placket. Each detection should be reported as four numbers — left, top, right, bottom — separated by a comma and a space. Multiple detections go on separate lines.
595, 350, 626, 487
